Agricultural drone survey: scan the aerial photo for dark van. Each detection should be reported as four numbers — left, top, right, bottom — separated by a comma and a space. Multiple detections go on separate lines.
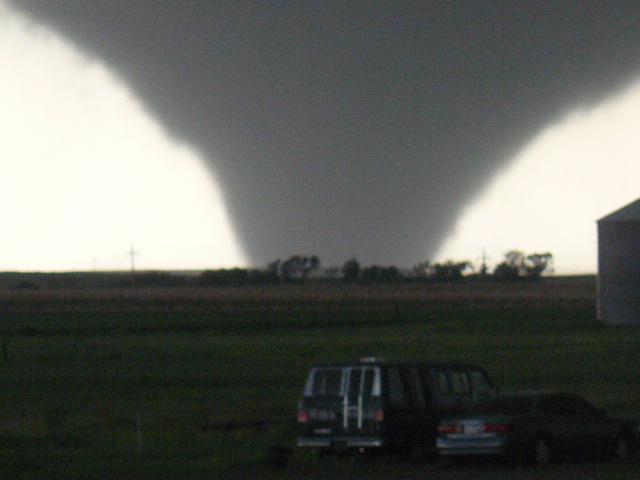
296, 358, 495, 456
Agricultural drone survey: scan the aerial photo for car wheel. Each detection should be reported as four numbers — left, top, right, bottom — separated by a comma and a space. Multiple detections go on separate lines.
614, 433, 636, 460
532, 437, 552, 465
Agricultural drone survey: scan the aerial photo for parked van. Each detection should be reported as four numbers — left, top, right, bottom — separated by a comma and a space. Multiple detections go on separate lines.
296, 358, 495, 456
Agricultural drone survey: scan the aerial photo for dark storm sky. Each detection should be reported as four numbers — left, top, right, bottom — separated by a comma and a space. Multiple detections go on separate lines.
11, 1, 640, 267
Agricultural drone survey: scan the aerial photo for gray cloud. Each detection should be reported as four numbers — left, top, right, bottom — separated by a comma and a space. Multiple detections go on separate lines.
12, 1, 640, 267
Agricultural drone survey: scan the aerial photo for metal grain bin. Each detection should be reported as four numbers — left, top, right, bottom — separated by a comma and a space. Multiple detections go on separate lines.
598, 198, 640, 324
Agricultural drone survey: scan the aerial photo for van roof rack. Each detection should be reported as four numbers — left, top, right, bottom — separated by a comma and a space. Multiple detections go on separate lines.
360, 356, 386, 363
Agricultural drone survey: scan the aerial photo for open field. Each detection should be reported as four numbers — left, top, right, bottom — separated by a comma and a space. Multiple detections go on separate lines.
0, 276, 639, 478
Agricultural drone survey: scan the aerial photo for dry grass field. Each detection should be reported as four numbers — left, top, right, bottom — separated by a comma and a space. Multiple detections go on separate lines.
0, 275, 595, 314
0, 275, 639, 479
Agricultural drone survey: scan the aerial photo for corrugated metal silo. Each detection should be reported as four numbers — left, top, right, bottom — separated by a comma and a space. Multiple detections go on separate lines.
597, 198, 640, 324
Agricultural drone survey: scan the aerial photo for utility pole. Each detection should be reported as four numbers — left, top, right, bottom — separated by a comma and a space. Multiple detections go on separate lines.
128, 244, 139, 273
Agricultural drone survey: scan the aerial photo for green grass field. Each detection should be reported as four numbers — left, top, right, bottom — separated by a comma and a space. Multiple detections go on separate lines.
0, 276, 639, 478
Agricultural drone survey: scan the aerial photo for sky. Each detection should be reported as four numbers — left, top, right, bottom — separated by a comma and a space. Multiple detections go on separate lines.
5, 1, 640, 273
1, 2, 245, 270
434, 79, 640, 273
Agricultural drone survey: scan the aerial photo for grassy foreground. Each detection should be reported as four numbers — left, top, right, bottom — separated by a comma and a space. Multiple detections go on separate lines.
0, 276, 639, 478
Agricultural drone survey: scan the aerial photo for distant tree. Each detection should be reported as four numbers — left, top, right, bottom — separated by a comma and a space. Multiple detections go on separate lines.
493, 250, 523, 279
523, 252, 553, 278
280, 255, 321, 283
505, 250, 525, 270
266, 259, 281, 282
247, 268, 273, 285
494, 250, 553, 279
342, 258, 361, 283
493, 262, 520, 279
412, 261, 430, 279
360, 265, 401, 284
430, 260, 471, 280
280, 256, 300, 282
306, 255, 321, 280
324, 267, 340, 280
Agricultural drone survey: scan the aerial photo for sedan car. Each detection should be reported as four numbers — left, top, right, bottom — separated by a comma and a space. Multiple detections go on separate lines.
437, 391, 639, 464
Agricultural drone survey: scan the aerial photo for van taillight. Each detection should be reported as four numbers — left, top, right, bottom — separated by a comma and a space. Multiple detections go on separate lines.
437, 424, 460, 434
373, 408, 384, 422
297, 409, 309, 423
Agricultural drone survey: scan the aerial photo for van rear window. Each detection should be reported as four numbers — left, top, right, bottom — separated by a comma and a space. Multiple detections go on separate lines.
307, 368, 344, 396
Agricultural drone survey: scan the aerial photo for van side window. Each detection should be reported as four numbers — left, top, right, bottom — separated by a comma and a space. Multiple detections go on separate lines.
407, 368, 428, 405
417, 368, 433, 405
386, 367, 408, 406
432, 368, 450, 395
398, 367, 422, 406
449, 370, 470, 395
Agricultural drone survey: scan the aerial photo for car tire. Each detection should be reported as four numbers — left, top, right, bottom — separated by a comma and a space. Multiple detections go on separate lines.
531, 437, 552, 465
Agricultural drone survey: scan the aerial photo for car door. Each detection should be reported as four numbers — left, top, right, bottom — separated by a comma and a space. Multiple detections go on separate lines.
538, 394, 583, 456
571, 395, 618, 453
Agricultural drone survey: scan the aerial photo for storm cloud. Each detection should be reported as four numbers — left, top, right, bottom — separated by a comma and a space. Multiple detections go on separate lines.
11, 1, 640, 267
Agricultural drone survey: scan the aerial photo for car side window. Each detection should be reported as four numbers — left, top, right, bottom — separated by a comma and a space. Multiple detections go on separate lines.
399, 367, 429, 406
449, 369, 470, 395
386, 367, 408, 406
432, 368, 450, 396
468, 369, 494, 398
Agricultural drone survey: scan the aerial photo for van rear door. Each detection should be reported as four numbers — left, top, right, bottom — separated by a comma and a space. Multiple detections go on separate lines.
343, 366, 380, 435
298, 366, 382, 448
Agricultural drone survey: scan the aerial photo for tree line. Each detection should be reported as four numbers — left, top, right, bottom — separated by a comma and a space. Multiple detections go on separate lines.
198, 250, 553, 286
1, 250, 553, 290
